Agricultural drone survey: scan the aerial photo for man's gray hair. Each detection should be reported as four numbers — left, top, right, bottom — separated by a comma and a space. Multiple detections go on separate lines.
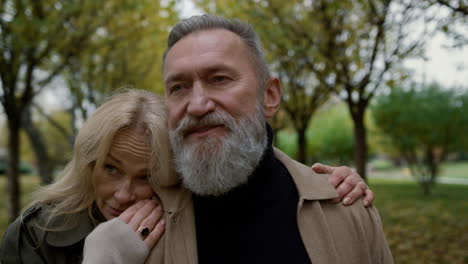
163, 14, 271, 93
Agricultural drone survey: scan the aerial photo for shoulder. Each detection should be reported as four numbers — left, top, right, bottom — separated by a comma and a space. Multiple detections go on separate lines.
273, 148, 338, 200
2, 203, 47, 241
1, 204, 46, 263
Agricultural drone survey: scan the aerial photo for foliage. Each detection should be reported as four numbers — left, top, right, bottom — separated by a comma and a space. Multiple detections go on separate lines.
0, 0, 179, 220
195, 0, 428, 179
371, 83, 468, 194
64, 0, 179, 122
307, 102, 354, 165
275, 102, 354, 165
32, 110, 73, 171
276, 128, 298, 159
194, 0, 333, 163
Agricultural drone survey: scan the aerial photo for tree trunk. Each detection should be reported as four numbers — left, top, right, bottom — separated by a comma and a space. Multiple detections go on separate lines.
22, 107, 54, 184
422, 180, 431, 196
351, 112, 368, 182
297, 127, 307, 164
6, 117, 21, 223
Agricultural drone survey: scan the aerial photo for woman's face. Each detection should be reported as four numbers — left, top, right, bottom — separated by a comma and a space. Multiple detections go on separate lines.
93, 129, 154, 220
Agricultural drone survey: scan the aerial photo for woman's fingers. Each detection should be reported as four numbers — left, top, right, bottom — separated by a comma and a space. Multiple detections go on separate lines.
117, 199, 166, 249
127, 200, 158, 231
340, 180, 368, 205
137, 206, 163, 238
363, 188, 375, 207
119, 200, 147, 223
144, 218, 166, 249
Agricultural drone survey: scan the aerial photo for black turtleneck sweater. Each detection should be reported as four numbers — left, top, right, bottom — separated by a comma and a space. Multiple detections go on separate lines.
193, 124, 311, 264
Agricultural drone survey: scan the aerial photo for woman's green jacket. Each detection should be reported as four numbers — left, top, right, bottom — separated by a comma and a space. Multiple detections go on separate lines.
1, 204, 102, 264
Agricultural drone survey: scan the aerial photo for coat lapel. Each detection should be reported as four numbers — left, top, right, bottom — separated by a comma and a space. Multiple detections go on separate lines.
274, 148, 341, 263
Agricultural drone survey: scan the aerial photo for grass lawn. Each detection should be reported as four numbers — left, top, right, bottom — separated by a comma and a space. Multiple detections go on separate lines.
0, 176, 467, 263
370, 178, 468, 264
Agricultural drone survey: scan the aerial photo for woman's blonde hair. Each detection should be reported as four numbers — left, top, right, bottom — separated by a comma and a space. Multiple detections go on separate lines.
30, 89, 178, 228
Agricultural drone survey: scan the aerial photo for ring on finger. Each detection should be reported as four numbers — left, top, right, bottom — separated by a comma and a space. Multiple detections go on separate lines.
137, 226, 150, 237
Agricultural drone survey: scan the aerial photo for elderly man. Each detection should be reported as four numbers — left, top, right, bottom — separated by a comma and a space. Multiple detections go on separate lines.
161, 14, 392, 264
83, 14, 392, 264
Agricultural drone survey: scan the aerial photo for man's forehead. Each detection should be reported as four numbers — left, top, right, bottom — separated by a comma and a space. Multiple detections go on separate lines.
163, 29, 247, 71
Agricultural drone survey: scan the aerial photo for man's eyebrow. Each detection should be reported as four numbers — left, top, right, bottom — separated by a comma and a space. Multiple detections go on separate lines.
164, 64, 238, 84
164, 72, 188, 85
203, 64, 238, 76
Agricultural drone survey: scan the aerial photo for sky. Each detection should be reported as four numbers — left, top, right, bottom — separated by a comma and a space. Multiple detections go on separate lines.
404, 32, 468, 88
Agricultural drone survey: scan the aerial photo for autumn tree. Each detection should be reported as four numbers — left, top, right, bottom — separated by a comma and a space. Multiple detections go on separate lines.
372, 83, 468, 195
22, 1, 178, 186
194, 0, 332, 163
0, 0, 176, 221
195, 0, 428, 178
305, 0, 428, 180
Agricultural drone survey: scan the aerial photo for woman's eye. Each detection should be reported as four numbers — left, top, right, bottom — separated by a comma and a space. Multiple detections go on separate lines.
138, 175, 150, 182
104, 164, 119, 175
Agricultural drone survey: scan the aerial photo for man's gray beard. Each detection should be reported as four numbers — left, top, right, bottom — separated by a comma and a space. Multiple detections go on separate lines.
169, 107, 267, 196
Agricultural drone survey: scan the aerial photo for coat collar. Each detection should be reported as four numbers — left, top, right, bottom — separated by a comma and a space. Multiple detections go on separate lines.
43, 206, 102, 247
152, 184, 193, 213
273, 148, 339, 201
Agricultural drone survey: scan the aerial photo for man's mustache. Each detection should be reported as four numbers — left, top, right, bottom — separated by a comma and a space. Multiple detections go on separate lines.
174, 111, 235, 137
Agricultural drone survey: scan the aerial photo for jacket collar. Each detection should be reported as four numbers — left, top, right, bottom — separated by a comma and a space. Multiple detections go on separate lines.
44, 206, 102, 247
152, 184, 193, 213
273, 148, 338, 201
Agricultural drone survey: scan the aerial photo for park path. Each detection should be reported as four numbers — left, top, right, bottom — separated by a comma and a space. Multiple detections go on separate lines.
437, 177, 468, 185
368, 170, 468, 185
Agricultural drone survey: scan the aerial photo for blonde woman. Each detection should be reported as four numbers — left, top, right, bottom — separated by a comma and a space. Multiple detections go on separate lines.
1, 90, 171, 263
1, 89, 371, 264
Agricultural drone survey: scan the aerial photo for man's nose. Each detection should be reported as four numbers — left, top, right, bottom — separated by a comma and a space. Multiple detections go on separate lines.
186, 82, 215, 117
114, 181, 135, 204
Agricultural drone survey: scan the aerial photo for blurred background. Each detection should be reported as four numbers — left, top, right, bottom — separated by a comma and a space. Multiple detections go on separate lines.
0, 0, 467, 263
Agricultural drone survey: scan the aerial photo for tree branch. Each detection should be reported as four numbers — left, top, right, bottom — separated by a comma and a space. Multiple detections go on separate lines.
433, 0, 468, 16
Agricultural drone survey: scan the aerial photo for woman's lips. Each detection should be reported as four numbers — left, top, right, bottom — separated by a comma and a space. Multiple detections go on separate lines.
108, 206, 124, 216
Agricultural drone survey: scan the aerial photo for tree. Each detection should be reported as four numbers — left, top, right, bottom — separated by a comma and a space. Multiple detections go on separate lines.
293, 0, 428, 181
307, 102, 355, 165
428, 0, 468, 47
371, 83, 468, 195
430, 0, 468, 15
195, 0, 333, 163
195, 0, 428, 179
0, 0, 171, 222
27, 0, 178, 186
22, 105, 74, 184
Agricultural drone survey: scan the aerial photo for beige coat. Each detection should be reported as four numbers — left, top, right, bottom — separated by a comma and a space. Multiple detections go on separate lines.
83, 149, 393, 263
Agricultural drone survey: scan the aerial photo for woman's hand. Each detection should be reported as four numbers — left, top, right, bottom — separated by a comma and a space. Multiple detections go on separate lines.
311, 163, 374, 207
119, 199, 165, 249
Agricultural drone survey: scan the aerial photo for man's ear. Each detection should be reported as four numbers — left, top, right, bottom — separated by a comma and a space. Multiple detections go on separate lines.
263, 77, 282, 118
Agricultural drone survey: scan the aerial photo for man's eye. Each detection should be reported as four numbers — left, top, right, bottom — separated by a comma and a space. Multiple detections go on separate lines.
169, 83, 187, 94
104, 164, 119, 175
212, 76, 228, 83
